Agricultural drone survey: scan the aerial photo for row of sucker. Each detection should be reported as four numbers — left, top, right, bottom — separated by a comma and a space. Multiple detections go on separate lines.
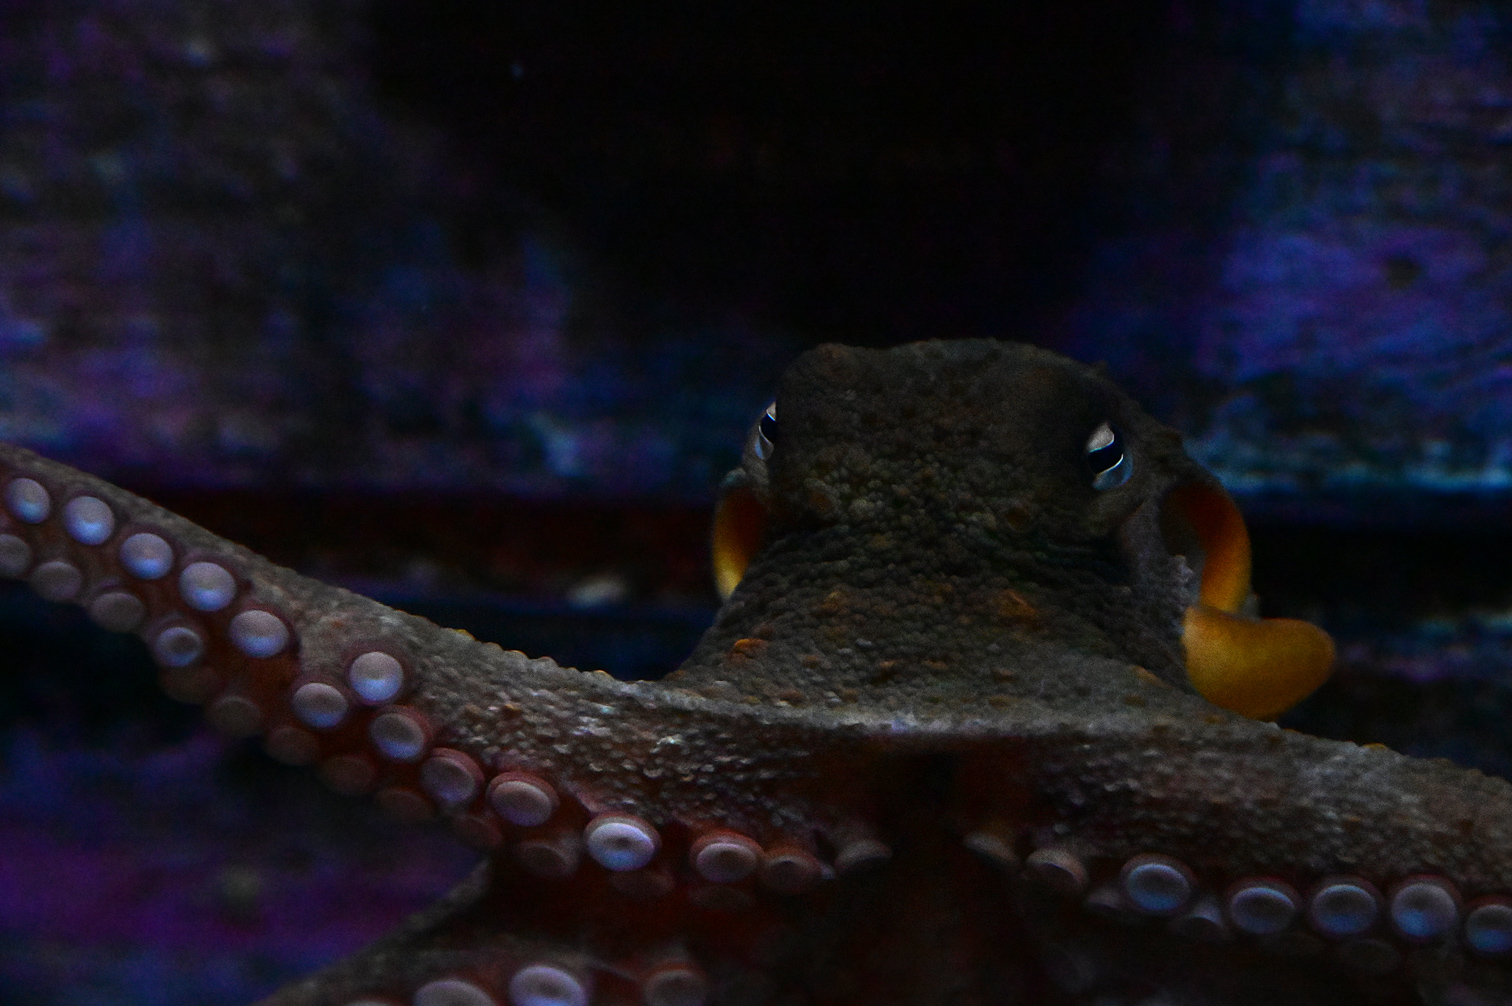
334, 954, 710, 1006
479, 783, 840, 902
0, 464, 869, 959
1019, 844, 1512, 974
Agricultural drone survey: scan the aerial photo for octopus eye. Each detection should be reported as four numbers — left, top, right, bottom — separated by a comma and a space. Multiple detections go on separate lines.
755, 402, 778, 460
1085, 421, 1131, 490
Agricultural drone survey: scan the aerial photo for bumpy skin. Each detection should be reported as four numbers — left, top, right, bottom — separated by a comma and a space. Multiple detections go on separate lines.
2, 340, 1511, 1006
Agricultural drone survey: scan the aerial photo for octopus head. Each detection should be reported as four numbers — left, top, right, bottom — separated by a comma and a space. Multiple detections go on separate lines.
714, 340, 1334, 719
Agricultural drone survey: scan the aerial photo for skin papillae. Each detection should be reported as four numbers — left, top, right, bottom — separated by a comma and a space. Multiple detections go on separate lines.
2, 340, 1510, 1006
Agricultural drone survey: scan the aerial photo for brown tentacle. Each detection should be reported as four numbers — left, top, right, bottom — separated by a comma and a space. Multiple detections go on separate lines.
254, 860, 688, 1006
257, 861, 501, 1006
255, 854, 796, 1006
945, 693, 1512, 1002
0, 443, 881, 898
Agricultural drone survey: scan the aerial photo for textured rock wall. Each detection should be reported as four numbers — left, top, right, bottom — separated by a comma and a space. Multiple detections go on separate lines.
0, 0, 788, 497
1072, 0, 1512, 504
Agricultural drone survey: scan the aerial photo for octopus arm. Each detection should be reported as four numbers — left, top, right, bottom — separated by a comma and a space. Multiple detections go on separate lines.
991, 712, 1512, 890
900, 704, 1512, 1002
0, 443, 880, 852
0, 445, 962, 1006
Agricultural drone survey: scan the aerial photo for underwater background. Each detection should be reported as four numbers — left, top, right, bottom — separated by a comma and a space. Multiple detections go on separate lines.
2, 0, 1511, 1002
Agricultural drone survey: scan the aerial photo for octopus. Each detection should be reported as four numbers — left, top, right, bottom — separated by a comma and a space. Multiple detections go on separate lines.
1, 338, 1509, 1006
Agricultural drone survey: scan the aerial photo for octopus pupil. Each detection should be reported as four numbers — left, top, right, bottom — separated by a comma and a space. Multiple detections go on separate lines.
760, 405, 778, 445
1085, 422, 1130, 489
1087, 441, 1122, 473
755, 402, 779, 459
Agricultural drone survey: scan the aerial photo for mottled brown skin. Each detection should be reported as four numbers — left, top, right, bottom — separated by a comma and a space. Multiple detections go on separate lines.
683, 339, 1215, 705
2, 340, 1511, 1006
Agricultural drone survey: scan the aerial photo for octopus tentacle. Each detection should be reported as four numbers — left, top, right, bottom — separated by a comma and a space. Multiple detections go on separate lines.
0, 443, 890, 892
258, 862, 663, 1006
258, 855, 787, 1006
934, 696, 1512, 1000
